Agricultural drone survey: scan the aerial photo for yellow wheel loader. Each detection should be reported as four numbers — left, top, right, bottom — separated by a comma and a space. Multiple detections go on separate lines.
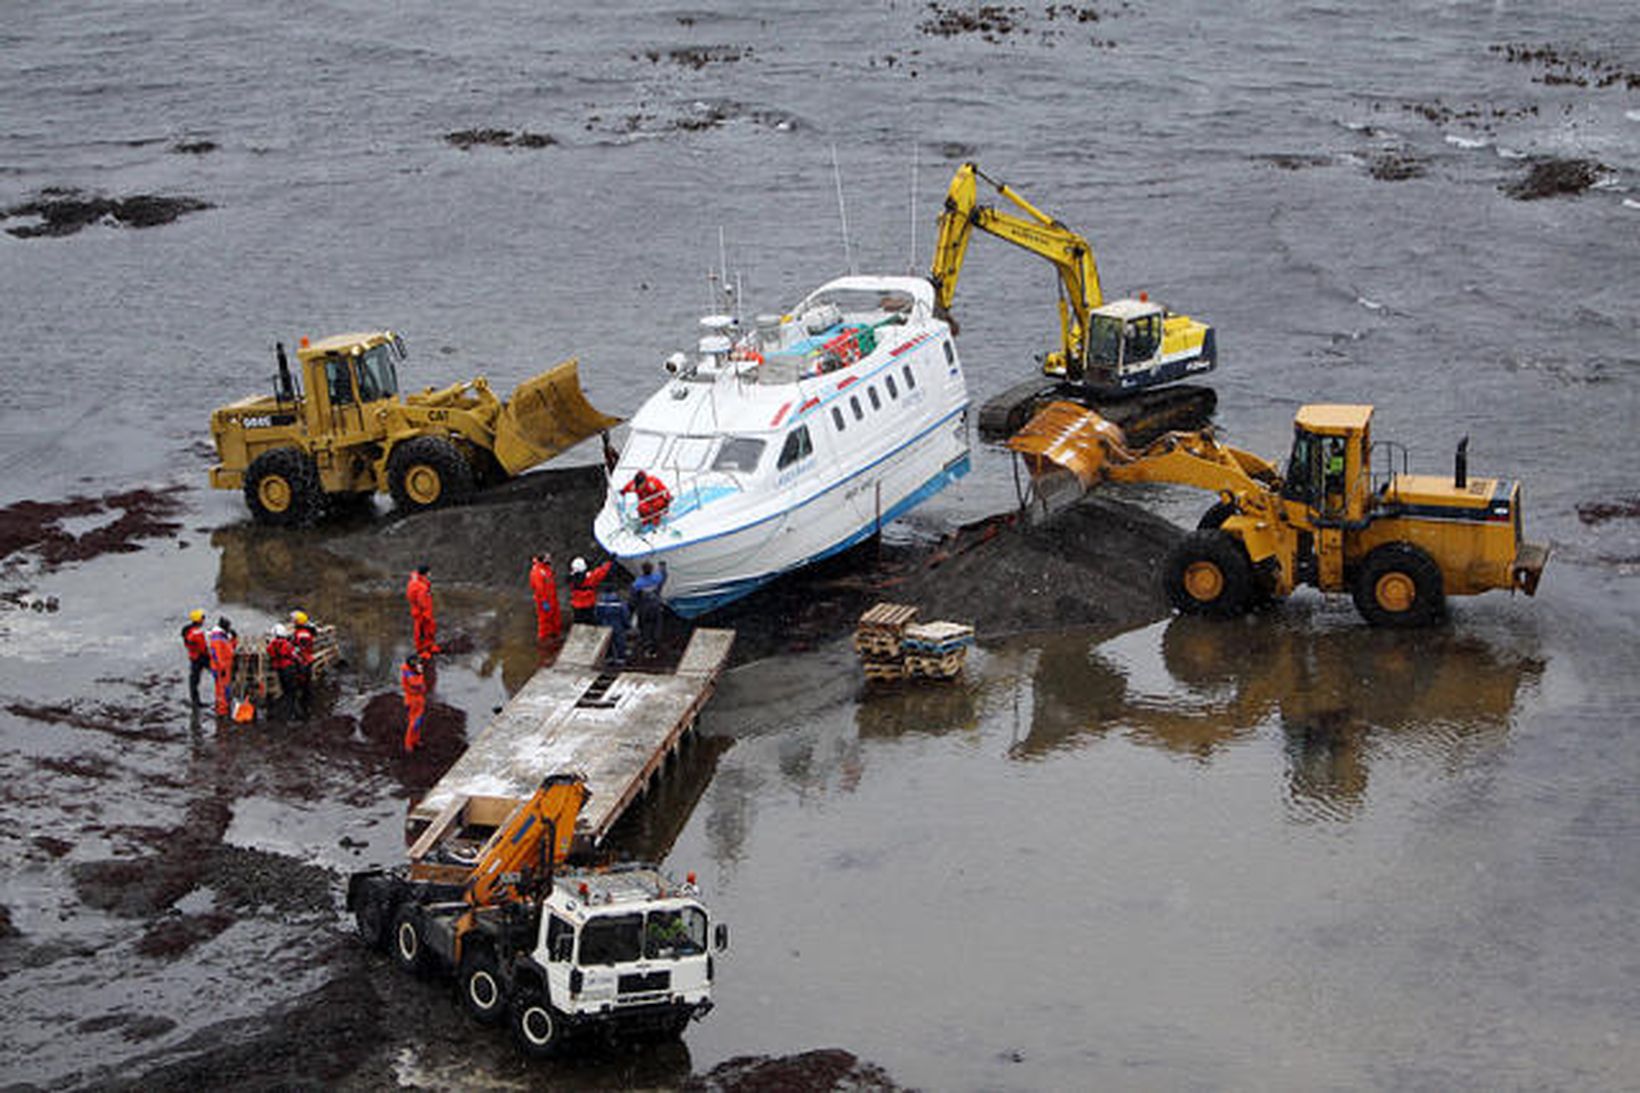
208, 332, 619, 525
1008, 401, 1549, 627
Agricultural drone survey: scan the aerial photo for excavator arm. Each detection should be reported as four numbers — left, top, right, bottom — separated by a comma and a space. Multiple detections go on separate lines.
929, 162, 1104, 379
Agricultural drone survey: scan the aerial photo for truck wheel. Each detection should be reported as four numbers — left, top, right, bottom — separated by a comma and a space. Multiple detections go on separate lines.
244, 448, 324, 527
354, 895, 392, 952
510, 991, 563, 1058
1164, 530, 1255, 618
388, 436, 475, 514
391, 904, 430, 975
459, 950, 506, 1025
1352, 543, 1445, 628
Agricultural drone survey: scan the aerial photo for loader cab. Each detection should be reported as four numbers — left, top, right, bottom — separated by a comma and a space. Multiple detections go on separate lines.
1281, 404, 1373, 524
296, 332, 406, 437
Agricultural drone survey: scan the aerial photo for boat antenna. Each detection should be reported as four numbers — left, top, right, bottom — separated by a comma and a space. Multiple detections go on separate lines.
908, 139, 919, 275
831, 142, 854, 276
718, 226, 731, 312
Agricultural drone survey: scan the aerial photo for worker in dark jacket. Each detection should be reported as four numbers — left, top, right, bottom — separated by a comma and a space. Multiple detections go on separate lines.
289, 610, 317, 719
628, 560, 668, 659
181, 608, 209, 710
593, 586, 631, 666
568, 555, 614, 626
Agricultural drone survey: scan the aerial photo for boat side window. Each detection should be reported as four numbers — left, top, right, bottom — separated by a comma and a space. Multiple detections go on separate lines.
867, 386, 881, 411
711, 436, 765, 473
777, 425, 813, 469
902, 364, 917, 390
580, 913, 643, 965
831, 406, 846, 432
885, 375, 898, 399
943, 340, 954, 365
850, 395, 863, 421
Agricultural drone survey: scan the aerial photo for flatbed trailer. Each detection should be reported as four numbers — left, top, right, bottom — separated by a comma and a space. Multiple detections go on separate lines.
406, 624, 735, 855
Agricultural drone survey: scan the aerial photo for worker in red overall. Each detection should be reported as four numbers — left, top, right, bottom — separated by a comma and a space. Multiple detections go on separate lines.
406, 564, 439, 659
568, 556, 614, 625
529, 553, 561, 643
266, 624, 300, 720
400, 655, 427, 753
620, 470, 671, 529
181, 608, 209, 710
205, 617, 238, 718
289, 610, 316, 719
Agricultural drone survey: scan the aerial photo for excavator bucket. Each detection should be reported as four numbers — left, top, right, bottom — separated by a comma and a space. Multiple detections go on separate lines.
492, 359, 622, 477
1004, 400, 1134, 490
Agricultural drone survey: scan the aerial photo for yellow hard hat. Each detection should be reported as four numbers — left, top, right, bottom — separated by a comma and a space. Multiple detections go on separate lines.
291, 610, 309, 625
190, 608, 205, 623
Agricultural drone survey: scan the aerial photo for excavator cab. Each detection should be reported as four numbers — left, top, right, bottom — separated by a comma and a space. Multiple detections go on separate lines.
1081, 299, 1166, 383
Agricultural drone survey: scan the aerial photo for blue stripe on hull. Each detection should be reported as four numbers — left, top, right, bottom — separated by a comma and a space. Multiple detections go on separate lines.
664, 451, 972, 618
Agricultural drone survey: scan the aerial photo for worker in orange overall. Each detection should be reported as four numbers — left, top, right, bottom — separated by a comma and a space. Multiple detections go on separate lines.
529, 552, 561, 643
620, 470, 671, 529
401, 655, 427, 753
406, 564, 439, 659
205, 617, 238, 718
180, 608, 209, 710
568, 555, 614, 626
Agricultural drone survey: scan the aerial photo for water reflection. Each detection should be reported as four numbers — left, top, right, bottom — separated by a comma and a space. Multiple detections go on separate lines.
1015, 616, 1545, 819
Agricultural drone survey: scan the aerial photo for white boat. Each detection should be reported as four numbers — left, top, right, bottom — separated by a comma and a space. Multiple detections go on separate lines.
592, 274, 971, 617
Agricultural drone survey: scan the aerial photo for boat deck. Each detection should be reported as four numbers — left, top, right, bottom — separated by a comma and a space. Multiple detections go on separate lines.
408, 624, 735, 853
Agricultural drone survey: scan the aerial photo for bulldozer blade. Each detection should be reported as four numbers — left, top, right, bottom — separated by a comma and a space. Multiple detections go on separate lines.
493, 359, 622, 477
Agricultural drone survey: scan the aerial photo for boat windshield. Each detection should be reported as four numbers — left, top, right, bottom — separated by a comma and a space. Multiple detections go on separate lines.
711, 436, 765, 473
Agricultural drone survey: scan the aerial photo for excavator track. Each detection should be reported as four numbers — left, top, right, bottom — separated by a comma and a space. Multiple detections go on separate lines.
978, 380, 1217, 448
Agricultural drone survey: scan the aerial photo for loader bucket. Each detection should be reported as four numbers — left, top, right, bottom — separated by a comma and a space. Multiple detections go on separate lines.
492, 359, 622, 477
1004, 400, 1132, 490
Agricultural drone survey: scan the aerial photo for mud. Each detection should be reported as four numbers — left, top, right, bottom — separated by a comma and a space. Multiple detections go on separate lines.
171, 140, 218, 155
681, 1048, 904, 1092
0, 486, 185, 568
444, 128, 557, 150
638, 46, 751, 68
1491, 42, 1640, 89
1368, 150, 1427, 182
0, 189, 212, 238
1577, 497, 1640, 525
1501, 157, 1609, 200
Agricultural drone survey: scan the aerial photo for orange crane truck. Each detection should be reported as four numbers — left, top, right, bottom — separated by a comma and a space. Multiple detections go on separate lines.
345, 774, 726, 1057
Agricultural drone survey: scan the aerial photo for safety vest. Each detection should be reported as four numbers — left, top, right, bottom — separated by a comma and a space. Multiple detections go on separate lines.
292, 625, 316, 666
569, 562, 611, 610
267, 635, 296, 670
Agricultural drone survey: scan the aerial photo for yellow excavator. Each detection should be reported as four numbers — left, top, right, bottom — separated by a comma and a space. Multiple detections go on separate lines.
929, 162, 1218, 444
208, 331, 620, 525
1007, 401, 1549, 626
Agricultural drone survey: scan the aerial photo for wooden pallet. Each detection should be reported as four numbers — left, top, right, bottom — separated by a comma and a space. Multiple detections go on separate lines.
231, 624, 340, 701
905, 649, 967, 679
854, 602, 920, 659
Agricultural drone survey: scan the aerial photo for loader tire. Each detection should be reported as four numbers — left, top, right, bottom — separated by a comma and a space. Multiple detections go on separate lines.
244, 448, 324, 527
388, 436, 474, 514
391, 904, 430, 975
1352, 543, 1445, 628
510, 990, 564, 1058
1164, 530, 1255, 618
459, 949, 506, 1025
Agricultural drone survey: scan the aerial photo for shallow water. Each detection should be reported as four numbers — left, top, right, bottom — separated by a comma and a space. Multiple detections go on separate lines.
2, 2, 1638, 1088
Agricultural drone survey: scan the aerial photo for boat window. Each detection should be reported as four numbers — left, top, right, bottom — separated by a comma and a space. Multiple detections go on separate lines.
777, 426, 813, 470
902, 364, 917, 390
867, 386, 881, 411
943, 340, 954, 365
621, 431, 665, 471
831, 406, 845, 432
672, 436, 714, 471
712, 436, 765, 473
850, 395, 863, 421
885, 375, 898, 399
579, 913, 643, 965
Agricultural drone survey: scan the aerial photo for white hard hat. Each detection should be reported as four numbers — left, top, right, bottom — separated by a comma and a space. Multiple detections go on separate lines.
571, 557, 587, 575
272, 623, 289, 637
